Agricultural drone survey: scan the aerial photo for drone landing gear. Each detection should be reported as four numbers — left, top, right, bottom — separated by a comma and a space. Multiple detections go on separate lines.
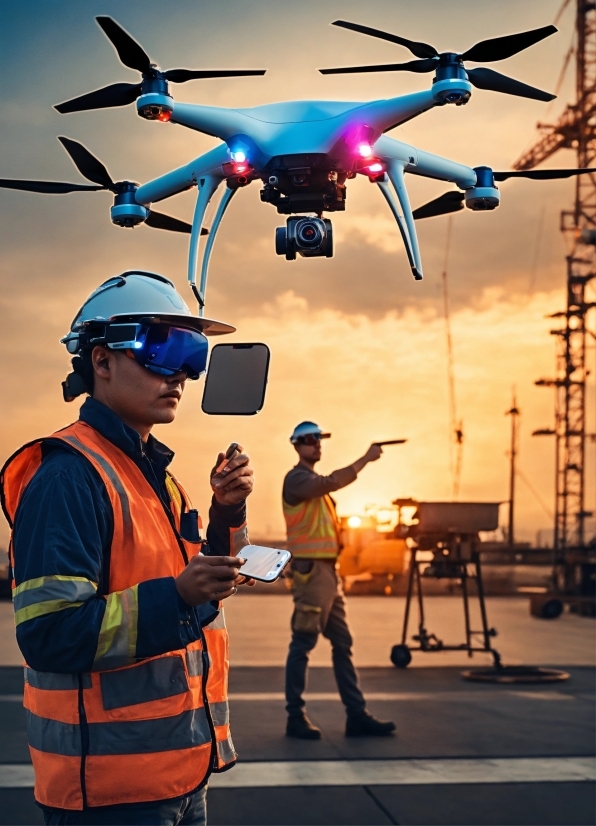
392, 547, 501, 668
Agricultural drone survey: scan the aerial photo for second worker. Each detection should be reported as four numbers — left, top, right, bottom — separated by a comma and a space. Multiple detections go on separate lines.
282, 421, 396, 740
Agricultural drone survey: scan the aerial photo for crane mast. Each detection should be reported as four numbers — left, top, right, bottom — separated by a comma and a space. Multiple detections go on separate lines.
513, 0, 596, 595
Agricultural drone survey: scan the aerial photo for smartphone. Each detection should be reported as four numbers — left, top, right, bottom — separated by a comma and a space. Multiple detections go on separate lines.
238, 545, 292, 582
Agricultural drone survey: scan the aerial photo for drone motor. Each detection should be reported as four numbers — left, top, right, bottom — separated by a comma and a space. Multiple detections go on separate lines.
275, 216, 333, 261
465, 166, 500, 211
110, 182, 149, 227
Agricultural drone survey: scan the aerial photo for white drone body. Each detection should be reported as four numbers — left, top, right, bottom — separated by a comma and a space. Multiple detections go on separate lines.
2, 17, 592, 314
134, 88, 480, 307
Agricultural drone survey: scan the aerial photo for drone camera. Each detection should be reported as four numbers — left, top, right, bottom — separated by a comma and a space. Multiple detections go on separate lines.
275, 216, 333, 261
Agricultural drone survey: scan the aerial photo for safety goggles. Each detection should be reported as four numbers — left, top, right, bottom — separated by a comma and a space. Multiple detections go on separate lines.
106, 323, 208, 380
296, 434, 324, 446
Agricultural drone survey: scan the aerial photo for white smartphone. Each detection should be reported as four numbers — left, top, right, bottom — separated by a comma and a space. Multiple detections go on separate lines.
238, 545, 291, 582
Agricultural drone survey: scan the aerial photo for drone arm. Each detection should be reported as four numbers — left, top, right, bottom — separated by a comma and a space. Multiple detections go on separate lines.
374, 136, 476, 190
353, 90, 437, 134
198, 186, 236, 309
408, 148, 476, 189
377, 178, 422, 280
386, 161, 422, 279
135, 144, 229, 205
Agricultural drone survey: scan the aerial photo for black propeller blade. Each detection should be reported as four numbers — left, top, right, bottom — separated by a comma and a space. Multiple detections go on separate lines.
145, 210, 208, 235
0, 179, 103, 194
494, 168, 596, 180
58, 136, 115, 188
321, 20, 557, 102
0, 137, 204, 235
55, 16, 266, 114
413, 167, 596, 219
320, 59, 437, 75
467, 68, 555, 102
413, 191, 464, 220
56, 83, 142, 115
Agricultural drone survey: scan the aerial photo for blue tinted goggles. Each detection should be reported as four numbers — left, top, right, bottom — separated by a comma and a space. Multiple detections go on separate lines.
107, 323, 208, 380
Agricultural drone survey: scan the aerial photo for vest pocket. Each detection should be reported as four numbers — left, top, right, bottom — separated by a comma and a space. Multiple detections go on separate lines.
100, 655, 189, 710
292, 604, 322, 634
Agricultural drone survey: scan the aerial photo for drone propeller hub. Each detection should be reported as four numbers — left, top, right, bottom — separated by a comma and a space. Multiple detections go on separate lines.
111, 183, 148, 227
137, 89, 174, 121
432, 75, 472, 105
464, 186, 500, 212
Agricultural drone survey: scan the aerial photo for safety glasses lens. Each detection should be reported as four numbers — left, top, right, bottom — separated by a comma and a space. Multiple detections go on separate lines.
133, 325, 208, 380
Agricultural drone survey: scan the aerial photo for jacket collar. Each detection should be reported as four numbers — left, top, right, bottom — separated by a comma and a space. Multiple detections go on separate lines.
79, 398, 174, 474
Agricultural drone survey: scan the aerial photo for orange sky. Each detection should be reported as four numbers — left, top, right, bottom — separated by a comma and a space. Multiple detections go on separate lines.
0, 0, 594, 544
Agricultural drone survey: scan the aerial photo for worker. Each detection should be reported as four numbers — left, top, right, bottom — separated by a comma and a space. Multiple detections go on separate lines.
283, 421, 396, 739
0, 271, 254, 825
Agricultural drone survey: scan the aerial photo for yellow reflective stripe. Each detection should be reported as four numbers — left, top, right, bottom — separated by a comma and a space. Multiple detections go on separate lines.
12, 574, 96, 597
165, 473, 183, 515
94, 585, 139, 671
14, 599, 86, 627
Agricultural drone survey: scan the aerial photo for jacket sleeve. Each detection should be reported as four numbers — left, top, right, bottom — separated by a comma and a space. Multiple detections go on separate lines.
12, 449, 194, 673
283, 465, 358, 506
205, 497, 248, 556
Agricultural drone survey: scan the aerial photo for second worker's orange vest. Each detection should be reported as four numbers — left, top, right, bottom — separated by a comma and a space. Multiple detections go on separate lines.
1, 420, 235, 810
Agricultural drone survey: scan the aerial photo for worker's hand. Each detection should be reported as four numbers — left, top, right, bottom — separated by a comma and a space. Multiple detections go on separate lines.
175, 555, 245, 606
364, 444, 383, 463
236, 574, 256, 588
210, 450, 254, 505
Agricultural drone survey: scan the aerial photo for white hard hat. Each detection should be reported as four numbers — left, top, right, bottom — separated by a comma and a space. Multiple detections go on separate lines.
290, 421, 331, 443
62, 270, 234, 354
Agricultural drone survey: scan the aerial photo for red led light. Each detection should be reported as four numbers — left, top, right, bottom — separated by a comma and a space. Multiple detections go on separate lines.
158, 111, 171, 122
368, 163, 383, 173
358, 142, 373, 158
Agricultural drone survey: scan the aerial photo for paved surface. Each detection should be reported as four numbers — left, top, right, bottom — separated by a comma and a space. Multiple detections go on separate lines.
0, 594, 593, 824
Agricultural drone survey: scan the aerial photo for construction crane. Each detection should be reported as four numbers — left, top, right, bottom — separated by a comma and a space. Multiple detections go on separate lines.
513, 0, 596, 614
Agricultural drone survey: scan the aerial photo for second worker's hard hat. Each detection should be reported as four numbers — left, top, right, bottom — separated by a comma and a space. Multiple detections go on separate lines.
290, 421, 331, 443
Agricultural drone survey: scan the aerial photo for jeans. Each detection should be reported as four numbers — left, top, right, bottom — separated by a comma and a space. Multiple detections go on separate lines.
285, 559, 366, 717
42, 786, 207, 826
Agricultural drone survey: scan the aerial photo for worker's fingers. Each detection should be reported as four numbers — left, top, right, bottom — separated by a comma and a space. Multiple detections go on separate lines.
190, 554, 244, 569
213, 463, 253, 488
211, 454, 251, 487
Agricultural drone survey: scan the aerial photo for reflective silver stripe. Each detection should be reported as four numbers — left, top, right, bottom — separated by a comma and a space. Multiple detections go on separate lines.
60, 435, 132, 537
186, 649, 203, 677
216, 735, 236, 766
25, 669, 91, 691
210, 701, 230, 727
26, 711, 82, 756
204, 609, 225, 631
87, 708, 212, 755
14, 579, 97, 613
100, 656, 189, 710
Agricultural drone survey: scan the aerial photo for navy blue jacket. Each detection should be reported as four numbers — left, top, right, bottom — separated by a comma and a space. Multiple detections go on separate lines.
11, 398, 246, 673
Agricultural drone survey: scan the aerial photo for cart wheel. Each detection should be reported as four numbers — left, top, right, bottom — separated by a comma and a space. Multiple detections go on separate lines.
540, 599, 564, 620
390, 644, 412, 668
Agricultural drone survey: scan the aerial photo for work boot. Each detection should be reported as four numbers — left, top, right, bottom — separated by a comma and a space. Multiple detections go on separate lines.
286, 714, 322, 740
345, 710, 396, 737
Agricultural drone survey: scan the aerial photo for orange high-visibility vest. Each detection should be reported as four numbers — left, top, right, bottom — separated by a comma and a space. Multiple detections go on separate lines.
1, 421, 235, 810
282, 493, 341, 559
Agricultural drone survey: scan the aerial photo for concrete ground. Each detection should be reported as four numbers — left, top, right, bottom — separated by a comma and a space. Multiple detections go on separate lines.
0, 594, 593, 825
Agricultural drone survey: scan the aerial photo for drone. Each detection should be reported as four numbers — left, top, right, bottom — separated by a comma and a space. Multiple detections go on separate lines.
2, 16, 595, 313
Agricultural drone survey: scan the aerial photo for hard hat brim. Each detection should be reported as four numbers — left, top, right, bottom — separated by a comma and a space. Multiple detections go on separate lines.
108, 312, 235, 337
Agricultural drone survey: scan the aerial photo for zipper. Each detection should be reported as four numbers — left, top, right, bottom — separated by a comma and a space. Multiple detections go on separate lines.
199, 627, 219, 779
77, 674, 89, 809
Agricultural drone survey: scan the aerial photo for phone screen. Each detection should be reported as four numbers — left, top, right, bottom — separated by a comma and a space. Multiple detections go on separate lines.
239, 546, 291, 582
202, 343, 270, 415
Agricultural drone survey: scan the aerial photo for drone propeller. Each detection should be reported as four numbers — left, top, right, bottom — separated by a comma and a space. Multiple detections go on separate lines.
55, 16, 267, 114
413, 168, 596, 219
0, 136, 205, 235
320, 20, 557, 102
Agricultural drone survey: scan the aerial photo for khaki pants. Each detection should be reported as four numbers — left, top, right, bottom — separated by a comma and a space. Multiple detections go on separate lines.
285, 559, 366, 717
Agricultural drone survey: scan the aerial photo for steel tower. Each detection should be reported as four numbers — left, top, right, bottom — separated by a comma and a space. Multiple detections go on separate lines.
513, 0, 595, 589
